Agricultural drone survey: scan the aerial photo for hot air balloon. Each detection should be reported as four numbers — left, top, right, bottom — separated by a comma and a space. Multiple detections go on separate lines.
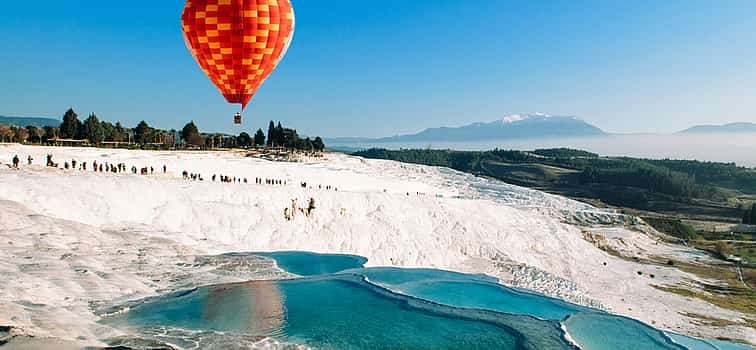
181, 0, 295, 124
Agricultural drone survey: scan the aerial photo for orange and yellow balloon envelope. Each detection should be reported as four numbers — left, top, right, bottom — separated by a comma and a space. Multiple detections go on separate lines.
181, 0, 295, 116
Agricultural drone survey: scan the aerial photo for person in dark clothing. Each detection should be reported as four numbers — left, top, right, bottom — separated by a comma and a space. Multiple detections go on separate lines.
12, 155, 19, 168
27, 155, 33, 165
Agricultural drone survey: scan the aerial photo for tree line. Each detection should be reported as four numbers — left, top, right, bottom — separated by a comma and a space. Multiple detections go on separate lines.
264, 120, 325, 151
0, 108, 325, 152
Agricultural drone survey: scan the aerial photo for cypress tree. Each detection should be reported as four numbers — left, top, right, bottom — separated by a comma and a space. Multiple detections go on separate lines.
275, 122, 284, 147
74, 119, 84, 139
750, 203, 756, 225
266, 121, 275, 147
113, 122, 125, 142
60, 108, 79, 139
83, 113, 104, 144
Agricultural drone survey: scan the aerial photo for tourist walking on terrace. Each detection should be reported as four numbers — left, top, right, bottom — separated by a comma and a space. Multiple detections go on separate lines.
12, 155, 19, 168
27, 155, 33, 165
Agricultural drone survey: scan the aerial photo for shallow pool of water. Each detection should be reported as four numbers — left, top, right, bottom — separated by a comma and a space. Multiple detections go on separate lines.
104, 275, 574, 349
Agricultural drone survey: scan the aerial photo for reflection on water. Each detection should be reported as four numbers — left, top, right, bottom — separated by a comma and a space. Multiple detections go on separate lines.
203, 281, 285, 337
105, 281, 286, 338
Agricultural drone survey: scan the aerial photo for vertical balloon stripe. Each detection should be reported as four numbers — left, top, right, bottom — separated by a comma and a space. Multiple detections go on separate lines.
182, 0, 295, 109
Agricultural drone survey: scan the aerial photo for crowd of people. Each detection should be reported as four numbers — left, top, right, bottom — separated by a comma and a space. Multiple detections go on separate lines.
181, 170, 292, 187
8, 153, 168, 177
300, 182, 339, 191
9, 153, 344, 195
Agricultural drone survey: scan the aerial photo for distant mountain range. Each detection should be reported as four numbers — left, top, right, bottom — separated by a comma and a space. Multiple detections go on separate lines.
328, 114, 606, 144
0, 116, 59, 128
327, 115, 756, 144
679, 122, 756, 134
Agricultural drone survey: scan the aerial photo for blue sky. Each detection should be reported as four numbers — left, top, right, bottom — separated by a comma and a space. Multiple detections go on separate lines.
1, 0, 755, 137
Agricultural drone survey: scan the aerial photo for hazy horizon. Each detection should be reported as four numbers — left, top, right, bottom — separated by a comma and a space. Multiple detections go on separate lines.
321, 115, 756, 139
329, 132, 756, 167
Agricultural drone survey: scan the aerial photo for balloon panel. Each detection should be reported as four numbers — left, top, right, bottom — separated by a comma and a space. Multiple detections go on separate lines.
182, 0, 295, 109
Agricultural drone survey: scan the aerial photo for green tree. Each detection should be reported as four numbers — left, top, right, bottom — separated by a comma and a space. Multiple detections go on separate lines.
134, 120, 152, 144
60, 108, 80, 139
181, 121, 201, 146
83, 113, 105, 144
313, 136, 325, 152
113, 122, 126, 142
304, 137, 314, 151
266, 120, 275, 147
26, 126, 42, 143
41, 126, 58, 142
751, 203, 756, 225
100, 121, 115, 141
281, 127, 299, 148
238, 132, 252, 147
254, 128, 265, 147
275, 122, 284, 146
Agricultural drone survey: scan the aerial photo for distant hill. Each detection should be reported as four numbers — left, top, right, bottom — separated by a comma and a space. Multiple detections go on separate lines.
329, 114, 606, 144
0, 116, 60, 128
679, 122, 756, 134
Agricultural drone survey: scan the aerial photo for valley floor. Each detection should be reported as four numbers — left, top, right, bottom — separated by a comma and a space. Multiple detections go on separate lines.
0, 144, 753, 347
